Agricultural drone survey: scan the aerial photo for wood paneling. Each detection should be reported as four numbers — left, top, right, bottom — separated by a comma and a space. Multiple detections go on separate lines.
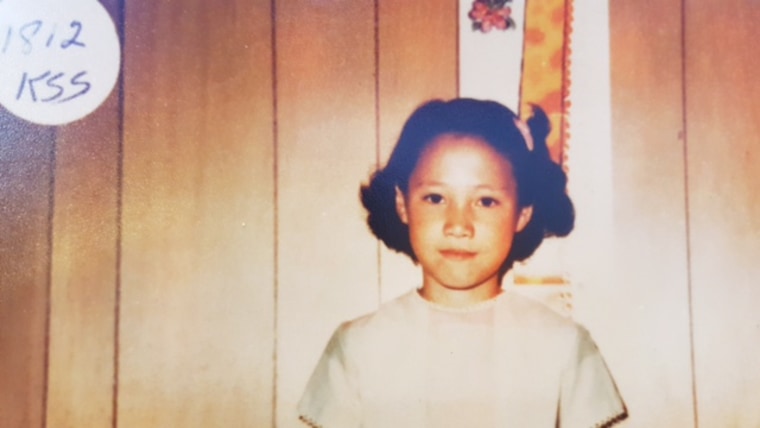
120, 0, 271, 426
45, 1, 121, 426
0, 110, 54, 428
685, 1, 760, 426
46, 70, 120, 428
249, 1, 276, 425
609, 1, 695, 426
376, 0, 458, 302
274, 0, 378, 425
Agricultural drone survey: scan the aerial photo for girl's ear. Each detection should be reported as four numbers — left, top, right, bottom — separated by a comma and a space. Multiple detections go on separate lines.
516, 205, 533, 232
395, 187, 409, 224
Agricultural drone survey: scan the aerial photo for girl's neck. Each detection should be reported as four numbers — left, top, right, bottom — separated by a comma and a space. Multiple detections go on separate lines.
418, 282, 503, 309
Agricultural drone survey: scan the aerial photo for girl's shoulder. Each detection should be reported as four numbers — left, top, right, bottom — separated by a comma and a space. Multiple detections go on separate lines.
497, 290, 597, 356
327, 290, 426, 360
338, 290, 423, 335
499, 290, 579, 330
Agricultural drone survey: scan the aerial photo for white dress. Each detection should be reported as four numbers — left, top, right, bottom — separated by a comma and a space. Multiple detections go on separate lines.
298, 289, 627, 428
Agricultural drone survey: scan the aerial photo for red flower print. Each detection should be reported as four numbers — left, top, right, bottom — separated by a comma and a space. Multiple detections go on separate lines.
468, 0, 515, 33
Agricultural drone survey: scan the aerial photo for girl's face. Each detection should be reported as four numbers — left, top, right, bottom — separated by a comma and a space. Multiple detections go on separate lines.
395, 134, 532, 304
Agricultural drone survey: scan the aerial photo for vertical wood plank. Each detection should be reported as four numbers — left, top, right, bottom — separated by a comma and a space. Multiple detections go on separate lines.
45, 1, 121, 426
609, 1, 695, 426
376, 0, 458, 302
251, 1, 276, 425
120, 0, 273, 426
0, 110, 54, 428
685, 2, 760, 426
275, 0, 378, 425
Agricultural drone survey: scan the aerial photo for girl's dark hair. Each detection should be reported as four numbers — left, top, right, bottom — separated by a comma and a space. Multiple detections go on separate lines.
360, 98, 574, 274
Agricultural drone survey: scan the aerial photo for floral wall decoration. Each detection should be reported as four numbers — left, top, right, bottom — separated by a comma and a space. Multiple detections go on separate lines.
468, 0, 516, 33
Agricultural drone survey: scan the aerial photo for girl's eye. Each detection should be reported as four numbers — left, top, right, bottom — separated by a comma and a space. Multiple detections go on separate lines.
423, 194, 444, 204
479, 197, 499, 208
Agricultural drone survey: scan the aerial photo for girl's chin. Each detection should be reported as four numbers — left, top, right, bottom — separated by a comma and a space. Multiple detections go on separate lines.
422, 278, 502, 294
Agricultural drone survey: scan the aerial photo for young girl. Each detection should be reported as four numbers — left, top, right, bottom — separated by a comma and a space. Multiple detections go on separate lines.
298, 99, 627, 427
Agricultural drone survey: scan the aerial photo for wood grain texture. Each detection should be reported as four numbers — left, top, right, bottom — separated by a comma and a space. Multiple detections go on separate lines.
0, 109, 54, 428
609, 1, 695, 426
274, 0, 378, 426
685, 1, 760, 426
120, 0, 272, 426
376, 0, 458, 303
44, 1, 121, 426
249, 0, 276, 425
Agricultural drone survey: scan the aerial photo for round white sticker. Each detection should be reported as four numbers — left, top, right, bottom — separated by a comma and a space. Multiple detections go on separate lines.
0, 0, 121, 125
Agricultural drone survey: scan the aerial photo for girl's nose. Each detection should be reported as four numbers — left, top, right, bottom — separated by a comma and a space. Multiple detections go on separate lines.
444, 204, 474, 237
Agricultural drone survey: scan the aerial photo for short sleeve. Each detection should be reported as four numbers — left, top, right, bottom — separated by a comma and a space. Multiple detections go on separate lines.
298, 326, 361, 427
559, 328, 627, 428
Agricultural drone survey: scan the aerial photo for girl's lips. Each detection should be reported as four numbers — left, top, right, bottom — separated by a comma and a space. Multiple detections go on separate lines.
439, 249, 477, 260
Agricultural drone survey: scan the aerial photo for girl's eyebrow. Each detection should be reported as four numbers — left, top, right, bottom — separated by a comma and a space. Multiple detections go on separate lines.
410, 180, 445, 187
411, 180, 511, 191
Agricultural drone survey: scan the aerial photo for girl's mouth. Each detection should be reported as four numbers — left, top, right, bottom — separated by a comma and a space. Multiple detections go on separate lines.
439, 249, 477, 260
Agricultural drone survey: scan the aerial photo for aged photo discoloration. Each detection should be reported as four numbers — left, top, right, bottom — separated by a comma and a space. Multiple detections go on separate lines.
1, 1, 759, 427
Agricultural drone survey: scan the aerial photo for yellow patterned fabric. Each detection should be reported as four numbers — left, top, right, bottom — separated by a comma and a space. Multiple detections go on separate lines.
520, 0, 573, 166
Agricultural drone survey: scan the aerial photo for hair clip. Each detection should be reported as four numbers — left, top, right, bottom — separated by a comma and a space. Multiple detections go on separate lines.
514, 117, 534, 151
